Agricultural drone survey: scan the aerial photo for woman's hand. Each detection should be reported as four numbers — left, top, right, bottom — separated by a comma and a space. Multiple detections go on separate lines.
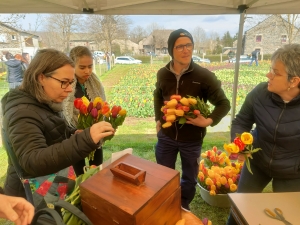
90, 121, 115, 144
0, 194, 34, 225
185, 114, 213, 127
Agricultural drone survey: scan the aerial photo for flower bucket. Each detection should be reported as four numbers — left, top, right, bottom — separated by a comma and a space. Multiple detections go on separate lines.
197, 183, 231, 208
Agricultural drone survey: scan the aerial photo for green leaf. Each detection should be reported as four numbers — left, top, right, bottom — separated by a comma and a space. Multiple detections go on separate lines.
251, 148, 262, 153
245, 158, 253, 174
178, 117, 186, 124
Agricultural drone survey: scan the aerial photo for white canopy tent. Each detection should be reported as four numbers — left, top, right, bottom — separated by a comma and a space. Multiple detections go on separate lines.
1, 0, 300, 121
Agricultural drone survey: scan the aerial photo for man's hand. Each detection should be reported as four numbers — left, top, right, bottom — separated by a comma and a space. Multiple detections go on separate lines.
156, 120, 161, 133
185, 115, 213, 127
0, 194, 34, 225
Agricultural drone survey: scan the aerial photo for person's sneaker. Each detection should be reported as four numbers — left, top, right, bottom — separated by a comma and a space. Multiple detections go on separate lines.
181, 204, 191, 212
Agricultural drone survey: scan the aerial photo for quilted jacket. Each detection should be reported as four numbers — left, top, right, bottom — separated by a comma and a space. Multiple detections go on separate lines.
232, 82, 300, 179
1, 89, 99, 197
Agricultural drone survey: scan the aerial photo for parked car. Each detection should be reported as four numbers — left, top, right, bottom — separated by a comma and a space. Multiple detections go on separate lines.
115, 56, 142, 64
93, 51, 105, 58
192, 55, 211, 63
230, 55, 252, 63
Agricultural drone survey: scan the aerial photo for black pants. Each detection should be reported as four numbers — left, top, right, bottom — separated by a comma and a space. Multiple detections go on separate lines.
72, 147, 103, 176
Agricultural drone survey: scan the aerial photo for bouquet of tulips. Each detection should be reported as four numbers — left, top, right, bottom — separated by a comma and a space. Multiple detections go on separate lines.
74, 96, 127, 159
161, 94, 210, 128
223, 132, 261, 174
198, 146, 244, 195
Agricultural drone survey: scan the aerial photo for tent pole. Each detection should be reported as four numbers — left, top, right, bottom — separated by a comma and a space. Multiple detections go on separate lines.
230, 5, 247, 126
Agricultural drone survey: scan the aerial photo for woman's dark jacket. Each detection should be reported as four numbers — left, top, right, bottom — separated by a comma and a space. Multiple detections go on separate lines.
5, 59, 24, 83
153, 60, 230, 142
1, 89, 99, 197
232, 82, 300, 179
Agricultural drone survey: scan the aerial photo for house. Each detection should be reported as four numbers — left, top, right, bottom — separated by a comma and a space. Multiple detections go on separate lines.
140, 29, 173, 55
242, 15, 300, 55
0, 22, 39, 58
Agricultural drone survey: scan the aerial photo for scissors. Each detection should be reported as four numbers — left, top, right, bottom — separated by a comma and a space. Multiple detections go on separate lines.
264, 208, 293, 225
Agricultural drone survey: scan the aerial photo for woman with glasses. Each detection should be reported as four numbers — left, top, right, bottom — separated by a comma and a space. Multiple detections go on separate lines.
226, 44, 300, 225
2, 49, 114, 198
63, 46, 106, 176
154, 29, 230, 212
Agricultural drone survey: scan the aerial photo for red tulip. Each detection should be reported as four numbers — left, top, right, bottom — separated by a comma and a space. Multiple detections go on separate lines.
74, 98, 83, 109
87, 102, 93, 113
90, 108, 98, 119
79, 104, 87, 114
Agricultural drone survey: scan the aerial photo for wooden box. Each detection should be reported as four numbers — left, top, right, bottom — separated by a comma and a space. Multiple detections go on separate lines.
80, 154, 181, 225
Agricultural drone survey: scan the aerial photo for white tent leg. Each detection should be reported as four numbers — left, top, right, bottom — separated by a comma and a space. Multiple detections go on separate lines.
230, 5, 247, 126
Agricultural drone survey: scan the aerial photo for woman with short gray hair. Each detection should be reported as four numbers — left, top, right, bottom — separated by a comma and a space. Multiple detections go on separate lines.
227, 44, 300, 225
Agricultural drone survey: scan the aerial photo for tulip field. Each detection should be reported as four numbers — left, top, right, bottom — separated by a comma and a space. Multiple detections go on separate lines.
108, 61, 269, 118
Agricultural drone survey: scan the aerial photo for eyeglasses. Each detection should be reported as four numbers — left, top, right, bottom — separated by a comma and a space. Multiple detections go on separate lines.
49, 76, 75, 89
269, 67, 288, 80
174, 43, 193, 52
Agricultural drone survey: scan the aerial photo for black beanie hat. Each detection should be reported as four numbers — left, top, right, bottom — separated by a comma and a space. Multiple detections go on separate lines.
168, 29, 194, 58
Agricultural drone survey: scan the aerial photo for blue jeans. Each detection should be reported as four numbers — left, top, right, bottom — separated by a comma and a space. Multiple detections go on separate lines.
155, 130, 202, 207
249, 58, 258, 66
226, 162, 300, 225
9, 82, 22, 90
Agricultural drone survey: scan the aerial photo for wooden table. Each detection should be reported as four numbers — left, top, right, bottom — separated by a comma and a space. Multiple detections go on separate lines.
228, 192, 300, 225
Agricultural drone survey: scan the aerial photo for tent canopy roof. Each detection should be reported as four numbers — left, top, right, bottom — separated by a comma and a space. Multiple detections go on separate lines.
0, 0, 300, 15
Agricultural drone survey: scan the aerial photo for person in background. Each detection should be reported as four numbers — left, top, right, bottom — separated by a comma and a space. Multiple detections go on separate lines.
63, 46, 106, 176
249, 49, 259, 66
2, 48, 114, 198
154, 28, 230, 212
4, 52, 24, 90
15, 54, 28, 71
226, 44, 300, 225
0, 194, 34, 225
105, 52, 111, 70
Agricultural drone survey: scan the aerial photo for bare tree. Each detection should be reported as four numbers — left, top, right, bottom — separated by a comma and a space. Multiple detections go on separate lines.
129, 25, 147, 43
88, 15, 130, 52
43, 14, 81, 53
276, 14, 300, 44
192, 26, 207, 54
0, 14, 25, 29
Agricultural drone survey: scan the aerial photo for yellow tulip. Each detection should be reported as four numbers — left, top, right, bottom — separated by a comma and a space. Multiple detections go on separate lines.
201, 153, 207, 158
187, 98, 197, 105
179, 97, 189, 106
208, 170, 215, 178
205, 178, 213, 186
167, 108, 176, 115
211, 184, 216, 191
166, 114, 176, 122
175, 109, 184, 116
166, 99, 178, 108
162, 122, 172, 128
81, 96, 90, 107
230, 184, 237, 192
93, 97, 103, 107
220, 176, 227, 185
241, 132, 253, 144
223, 143, 240, 154
210, 190, 216, 196
119, 109, 127, 116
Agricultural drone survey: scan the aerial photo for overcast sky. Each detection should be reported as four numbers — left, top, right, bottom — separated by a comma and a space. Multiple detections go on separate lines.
7, 14, 242, 37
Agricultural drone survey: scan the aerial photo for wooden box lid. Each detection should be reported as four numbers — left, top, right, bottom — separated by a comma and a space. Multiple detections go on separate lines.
79, 154, 180, 224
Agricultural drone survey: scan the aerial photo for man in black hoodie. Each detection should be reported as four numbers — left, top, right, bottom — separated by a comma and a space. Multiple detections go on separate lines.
4, 52, 24, 90
154, 29, 230, 212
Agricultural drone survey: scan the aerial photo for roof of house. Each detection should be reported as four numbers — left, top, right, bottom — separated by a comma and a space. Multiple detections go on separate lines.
0, 22, 39, 37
